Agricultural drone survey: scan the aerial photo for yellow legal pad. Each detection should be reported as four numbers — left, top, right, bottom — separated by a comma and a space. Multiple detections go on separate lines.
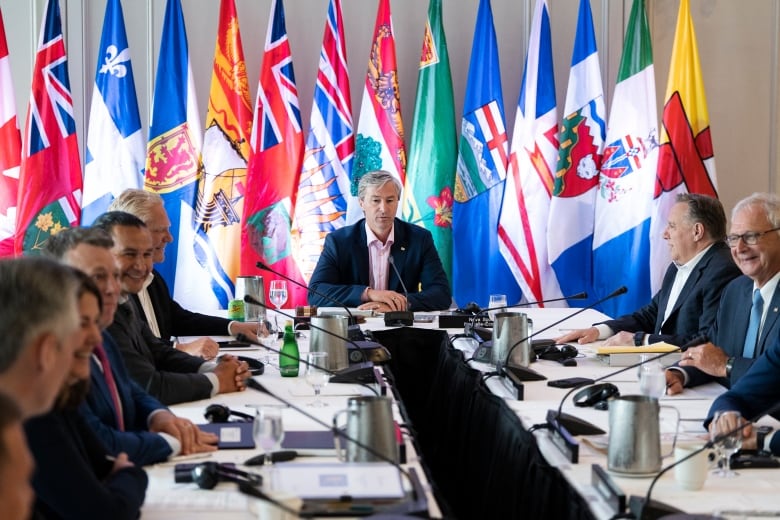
595, 342, 680, 355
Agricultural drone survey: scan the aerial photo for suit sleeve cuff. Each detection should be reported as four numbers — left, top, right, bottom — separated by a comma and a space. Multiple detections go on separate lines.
594, 324, 613, 339
156, 432, 181, 458
666, 366, 689, 386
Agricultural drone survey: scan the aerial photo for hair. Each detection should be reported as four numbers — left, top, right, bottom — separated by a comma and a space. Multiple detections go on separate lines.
0, 392, 21, 466
0, 258, 81, 373
41, 226, 114, 260
731, 192, 780, 229
675, 193, 728, 241
357, 170, 402, 201
108, 189, 163, 224
91, 211, 147, 236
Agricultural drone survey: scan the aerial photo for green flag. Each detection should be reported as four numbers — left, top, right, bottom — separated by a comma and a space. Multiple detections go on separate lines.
402, 0, 456, 282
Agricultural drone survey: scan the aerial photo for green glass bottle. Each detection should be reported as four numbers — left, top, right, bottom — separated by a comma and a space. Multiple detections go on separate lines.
279, 321, 299, 377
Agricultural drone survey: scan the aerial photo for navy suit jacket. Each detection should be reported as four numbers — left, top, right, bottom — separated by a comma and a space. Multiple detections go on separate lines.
308, 218, 451, 311
131, 270, 231, 343
107, 299, 213, 405
601, 242, 739, 346
80, 332, 173, 466
683, 274, 780, 388
707, 332, 780, 456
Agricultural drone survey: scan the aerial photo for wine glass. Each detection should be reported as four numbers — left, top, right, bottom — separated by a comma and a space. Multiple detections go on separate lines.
253, 406, 285, 468
305, 351, 330, 407
710, 410, 743, 477
269, 280, 288, 310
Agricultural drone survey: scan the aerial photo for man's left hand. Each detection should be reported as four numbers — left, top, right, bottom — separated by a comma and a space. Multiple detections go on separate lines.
679, 342, 729, 377
358, 289, 407, 311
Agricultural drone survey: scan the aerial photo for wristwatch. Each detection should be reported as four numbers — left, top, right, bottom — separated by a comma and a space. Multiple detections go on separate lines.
756, 425, 774, 454
633, 331, 646, 346
725, 357, 735, 378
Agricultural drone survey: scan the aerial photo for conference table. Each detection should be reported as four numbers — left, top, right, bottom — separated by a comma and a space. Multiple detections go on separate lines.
140, 308, 780, 519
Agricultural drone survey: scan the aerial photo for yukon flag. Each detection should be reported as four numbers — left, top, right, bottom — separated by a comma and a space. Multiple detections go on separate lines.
349, 0, 406, 223
453, 0, 519, 306
498, 0, 562, 306
650, 0, 717, 292
16, 0, 82, 256
82, 0, 144, 225
144, 0, 206, 307
195, 0, 253, 307
593, 0, 658, 316
0, 6, 21, 257
403, 0, 456, 282
292, 0, 354, 283
241, 0, 307, 307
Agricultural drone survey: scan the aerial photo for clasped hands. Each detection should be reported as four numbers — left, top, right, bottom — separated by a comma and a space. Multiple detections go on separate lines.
358, 288, 407, 312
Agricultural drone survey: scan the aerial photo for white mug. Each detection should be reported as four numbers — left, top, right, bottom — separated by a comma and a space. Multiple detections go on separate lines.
673, 444, 709, 491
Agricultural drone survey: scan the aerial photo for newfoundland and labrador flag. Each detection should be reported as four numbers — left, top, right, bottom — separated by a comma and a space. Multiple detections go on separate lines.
593, 0, 658, 316
16, 0, 82, 256
0, 6, 21, 257
82, 0, 145, 225
649, 0, 717, 293
453, 0, 519, 307
144, 0, 206, 307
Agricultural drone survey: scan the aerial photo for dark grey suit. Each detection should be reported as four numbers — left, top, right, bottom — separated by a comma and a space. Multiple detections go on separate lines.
600, 242, 739, 346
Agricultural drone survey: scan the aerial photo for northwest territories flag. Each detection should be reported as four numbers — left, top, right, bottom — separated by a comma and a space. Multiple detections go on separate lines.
650, 0, 717, 293
593, 0, 658, 316
292, 0, 354, 284
144, 0, 206, 307
453, 0, 519, 307
498, 0, 562, 307
16, 0, 82, 256
548, 0, 605, 308
0, 6, 21, 257
350, 0, 406, 224
82, 0, 144, 225
195, 0, 253, 307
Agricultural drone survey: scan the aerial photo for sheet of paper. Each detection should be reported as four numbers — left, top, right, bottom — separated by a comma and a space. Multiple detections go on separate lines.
271, 462, 404, 499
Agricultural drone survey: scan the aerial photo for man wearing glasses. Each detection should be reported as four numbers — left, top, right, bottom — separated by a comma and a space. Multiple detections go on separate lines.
667, 192, 780, 394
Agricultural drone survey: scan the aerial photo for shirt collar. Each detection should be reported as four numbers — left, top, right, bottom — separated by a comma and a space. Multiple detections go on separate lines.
365, 222, 394, 248
675, 243, 712, 273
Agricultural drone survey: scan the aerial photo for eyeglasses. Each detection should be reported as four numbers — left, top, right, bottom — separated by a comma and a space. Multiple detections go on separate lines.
725, 227, 780, 247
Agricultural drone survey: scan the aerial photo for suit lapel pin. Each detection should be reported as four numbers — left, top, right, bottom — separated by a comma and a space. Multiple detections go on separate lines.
401, 247, 406, 251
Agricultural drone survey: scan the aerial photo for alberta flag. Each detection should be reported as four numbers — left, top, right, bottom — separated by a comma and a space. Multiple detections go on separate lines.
195, 0, 253, 307
292, 0, 354, 284
241, 0, 307, 307
498, 0, 562, 306
350, 0, 406, 224
403, 0, 456, 283
548, 0, 605, 308
0, 6, 21, 257
82, 0, 144, 225
453, 0, 519, 307
593, 0, 658, 316
16, 0, 82, 256
650, 0, 717, 293
144, 0, 205, 306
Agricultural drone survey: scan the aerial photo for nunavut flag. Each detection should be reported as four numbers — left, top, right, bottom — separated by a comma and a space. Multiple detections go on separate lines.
241, 0, 307, 307
16, 0, 82, 256
0, 6, 21, 257
649, 0, 716, 293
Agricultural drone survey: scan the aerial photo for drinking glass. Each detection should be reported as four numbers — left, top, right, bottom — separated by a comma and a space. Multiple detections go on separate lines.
710, 410, 743, 477
488, 294, 507, 320
253, 406, 285, 467
305, 351, 330, 407
638, 355, 667, 399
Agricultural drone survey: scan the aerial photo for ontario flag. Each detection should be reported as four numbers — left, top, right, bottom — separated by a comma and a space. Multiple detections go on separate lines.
0, 6, 21, 257
292, 0, 354, 284
195, 0, 253, 308
650, 0, 716, 293
498, 0, 563, 307
548, 0, 605, 308
16, 0, 82, 256
241, 0, 307, 307
82, 0, 145, 225
452, 0, 519, 307
593, 0, 658, 316
349, 0, 406, 224
144, 0, 206, 307
403, 0, 456, 283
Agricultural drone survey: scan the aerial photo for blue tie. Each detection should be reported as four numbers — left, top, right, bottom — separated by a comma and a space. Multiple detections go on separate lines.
743, 289, 764, 358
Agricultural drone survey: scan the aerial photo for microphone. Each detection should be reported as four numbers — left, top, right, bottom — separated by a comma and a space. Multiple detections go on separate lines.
630, 399, 780, 519
385, 255, 414, 326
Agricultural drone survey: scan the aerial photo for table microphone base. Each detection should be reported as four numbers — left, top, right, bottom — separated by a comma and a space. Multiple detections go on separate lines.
384, 311, 414, 326
329, 362, 376, 385
628, 495, 684, 520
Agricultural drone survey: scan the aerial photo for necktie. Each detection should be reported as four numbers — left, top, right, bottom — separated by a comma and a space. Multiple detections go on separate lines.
742, 289, 764, 358
94, 344, 125, 431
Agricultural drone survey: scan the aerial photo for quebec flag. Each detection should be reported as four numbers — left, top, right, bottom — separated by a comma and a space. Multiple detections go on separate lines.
82, 0, 144, 224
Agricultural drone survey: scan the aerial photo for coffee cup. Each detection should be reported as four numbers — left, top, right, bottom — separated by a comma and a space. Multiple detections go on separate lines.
673, 444, 709, 491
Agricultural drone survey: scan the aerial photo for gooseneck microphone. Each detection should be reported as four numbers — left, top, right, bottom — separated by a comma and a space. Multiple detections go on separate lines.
385, 255, 414, 326
632, 399, 780, 520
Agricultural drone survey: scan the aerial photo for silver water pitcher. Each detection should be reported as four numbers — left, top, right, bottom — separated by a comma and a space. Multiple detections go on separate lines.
491, 312, 532, 367
309, 315, 349, 371
234, 275, 264, 322
333, 396, 398, 463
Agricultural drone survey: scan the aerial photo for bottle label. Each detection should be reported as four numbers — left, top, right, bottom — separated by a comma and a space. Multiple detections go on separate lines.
227, 300, 245, 321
